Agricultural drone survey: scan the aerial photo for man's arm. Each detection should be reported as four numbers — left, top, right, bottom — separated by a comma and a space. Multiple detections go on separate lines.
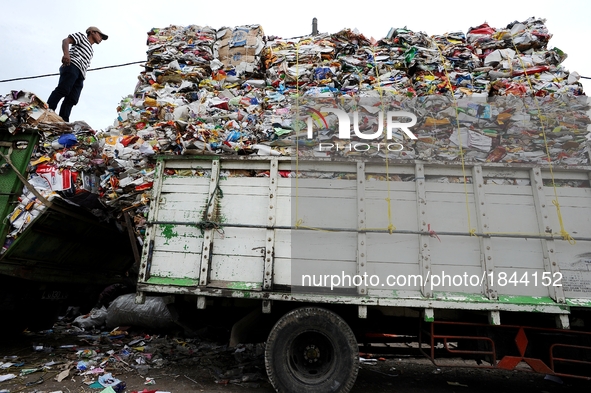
60, 37, 75, 66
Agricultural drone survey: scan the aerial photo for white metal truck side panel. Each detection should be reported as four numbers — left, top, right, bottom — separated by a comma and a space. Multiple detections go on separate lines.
137, 157, 591, 315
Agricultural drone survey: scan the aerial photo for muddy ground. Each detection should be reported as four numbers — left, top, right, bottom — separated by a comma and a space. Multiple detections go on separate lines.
0, 325, 589, 393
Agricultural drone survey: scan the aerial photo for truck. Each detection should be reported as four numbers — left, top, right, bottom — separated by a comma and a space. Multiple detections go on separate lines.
135, 147, 591, 392
6, 19, 588, 392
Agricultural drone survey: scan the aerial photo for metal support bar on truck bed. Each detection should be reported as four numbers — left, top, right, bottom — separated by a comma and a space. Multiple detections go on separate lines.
415, 163, 432, 298
530, 169, 566, 305
199, 159, 221, 287
356, 161, 367, 296
472, 165, 497, 301
263, 158, 278, 292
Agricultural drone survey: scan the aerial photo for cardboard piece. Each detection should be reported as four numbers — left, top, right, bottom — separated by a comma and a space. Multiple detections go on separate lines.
214, 25, 265, 74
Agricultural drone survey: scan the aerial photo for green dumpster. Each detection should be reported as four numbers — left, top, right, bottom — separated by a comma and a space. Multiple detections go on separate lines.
0, 129, 38, 241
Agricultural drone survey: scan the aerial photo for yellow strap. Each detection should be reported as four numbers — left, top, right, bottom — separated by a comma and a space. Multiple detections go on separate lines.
552, 200, 576, 244
384, 197, 396, 234
295, 218, 333, 232
509, 33, 574, 245
435, 38, 477, 237
370, 46, 396, 234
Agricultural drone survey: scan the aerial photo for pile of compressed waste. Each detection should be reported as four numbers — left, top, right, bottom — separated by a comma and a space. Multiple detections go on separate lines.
1, 17, 588, 251
108, 17, 588, 163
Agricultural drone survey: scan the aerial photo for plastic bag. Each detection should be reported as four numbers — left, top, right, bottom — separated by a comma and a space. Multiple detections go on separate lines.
73, 307, 107, 329
106, 294, 177, 330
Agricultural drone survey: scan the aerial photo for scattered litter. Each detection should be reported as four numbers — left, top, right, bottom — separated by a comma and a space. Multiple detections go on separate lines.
55, 368, 71, 382
73, 307, 108, 329
0, 374, 16, 382
447, 381, 469, 387
25, 376, 44, 386
19, 368, 41, 376
360, 357, 378, 364
98, 372, 122, 387
544, 374, 564, 384
184, 374, 204, 388
77, 349, 98, 359
130, 390, 171, 393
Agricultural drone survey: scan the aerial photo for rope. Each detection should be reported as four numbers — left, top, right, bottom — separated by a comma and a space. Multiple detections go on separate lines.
307, 46, 398, 235
0, 61, 145, 83
196, 219, 223, 234
294, 218, 332, 232
509, 35, 575, 245
435, 38, 477, 237
428, 223, 441, 242
197, 171, 224, 235
370, 46, 396, 234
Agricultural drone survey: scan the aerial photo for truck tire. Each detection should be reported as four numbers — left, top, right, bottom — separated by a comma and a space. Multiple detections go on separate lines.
265, 307, 359, 393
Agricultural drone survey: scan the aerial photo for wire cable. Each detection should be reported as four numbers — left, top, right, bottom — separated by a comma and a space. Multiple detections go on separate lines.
0, 61, 145, 83
2, 61, 588, 83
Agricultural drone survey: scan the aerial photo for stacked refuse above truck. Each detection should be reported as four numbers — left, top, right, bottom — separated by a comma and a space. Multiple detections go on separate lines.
1, 16, 589, 258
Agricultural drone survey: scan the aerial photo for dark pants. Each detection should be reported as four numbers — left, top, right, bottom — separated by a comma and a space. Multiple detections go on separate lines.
47, 65, 84, 122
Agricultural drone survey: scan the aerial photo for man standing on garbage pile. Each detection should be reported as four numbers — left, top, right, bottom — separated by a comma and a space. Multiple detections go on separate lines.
47, 26, 108, 122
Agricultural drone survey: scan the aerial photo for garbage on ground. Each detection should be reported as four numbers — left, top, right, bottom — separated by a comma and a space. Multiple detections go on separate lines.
98, 372, 122, 387
55, 367, 71, 382
96, 380, 126, 393
73, 306, 108, 329
0, 313, 268, 391
360, 357, 378, 364
0, 374, 16, 382
77, 349, 98, 359
19, 367, 41, 376
544, 374, 564, 384
447, 380, 469, 387
130, 390, 171, 393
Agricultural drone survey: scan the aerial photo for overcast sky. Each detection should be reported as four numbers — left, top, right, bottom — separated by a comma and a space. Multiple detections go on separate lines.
1, 0, 589, 130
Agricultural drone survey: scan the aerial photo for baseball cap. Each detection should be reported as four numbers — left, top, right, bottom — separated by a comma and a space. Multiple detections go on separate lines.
86, 26, 109, 40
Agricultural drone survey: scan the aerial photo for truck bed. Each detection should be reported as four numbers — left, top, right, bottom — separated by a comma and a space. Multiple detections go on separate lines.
137, 156, 591, 320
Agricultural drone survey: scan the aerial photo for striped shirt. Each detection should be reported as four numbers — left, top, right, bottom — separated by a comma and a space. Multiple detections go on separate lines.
68, 32, 94, 79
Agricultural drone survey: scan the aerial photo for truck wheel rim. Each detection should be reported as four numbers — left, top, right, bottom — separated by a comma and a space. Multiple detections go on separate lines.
287, 330, 336, 383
